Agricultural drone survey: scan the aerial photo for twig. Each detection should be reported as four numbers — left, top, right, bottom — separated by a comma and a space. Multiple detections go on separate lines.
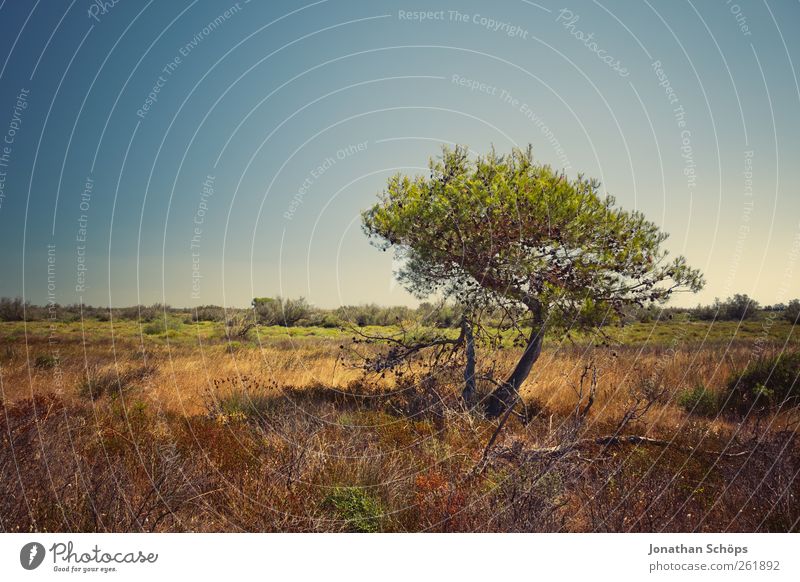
489, 434, 751, 464
474, 395, 520, 473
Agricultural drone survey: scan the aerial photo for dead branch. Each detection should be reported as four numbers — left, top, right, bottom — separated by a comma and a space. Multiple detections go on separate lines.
488, 434, 751, 465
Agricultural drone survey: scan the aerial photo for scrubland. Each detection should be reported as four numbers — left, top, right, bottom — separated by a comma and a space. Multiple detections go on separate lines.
1, 318, 798, 532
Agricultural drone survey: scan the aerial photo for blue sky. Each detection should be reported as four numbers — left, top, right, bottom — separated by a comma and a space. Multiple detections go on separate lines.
0, 0, 798, 308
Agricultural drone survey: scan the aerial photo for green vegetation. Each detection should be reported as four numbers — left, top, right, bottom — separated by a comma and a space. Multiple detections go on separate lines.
677, 385, 719, 417
2, 292, 798, 333
723, 352, 800, 416
33, 354, 59, 370
322, 487, 383, 533
1, 317, 798, 350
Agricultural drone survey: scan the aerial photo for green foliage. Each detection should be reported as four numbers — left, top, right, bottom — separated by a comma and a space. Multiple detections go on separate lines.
0, 297, 28, 321
416, 301, 464, 327
322, 486, 383, 532
33, 354, 59, 370
719, 294, 760, 320
191, 305, 228, 322
362, 145, 704, 327
785, 299, 800, 323
252, 296, 311, 326
688, 294, 761, 322
142, 316, 183, 335
722, 352, 800, 415
677, 385, 719, 417
334, 303, 413, 327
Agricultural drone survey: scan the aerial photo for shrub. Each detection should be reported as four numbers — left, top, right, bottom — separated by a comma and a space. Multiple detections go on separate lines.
225, 340, 243, 353
317, 313, 343, 328
722, 352, 800, 415
676, 385, 718, 417
223, 313, 255, 339
33, 354, 60, 370
0, 297, 27, 321
322, 487, 382, 532
191, 305, 227, 322
142, 317, 182, 335
252, 297, 311, 326
785, 299, 800, 323
721, 294, 760, 320
690, 301, 718, 321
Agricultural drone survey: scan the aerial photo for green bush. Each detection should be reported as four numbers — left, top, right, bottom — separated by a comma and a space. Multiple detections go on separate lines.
142, 317, 182, 335
322, 487, 383, 532
676, 385, 718, 417
785, 299, 800, 323
252, 296, 311, 326
0, 297, 28, 321
33, 354, 59, 370
722, 352, 800, 415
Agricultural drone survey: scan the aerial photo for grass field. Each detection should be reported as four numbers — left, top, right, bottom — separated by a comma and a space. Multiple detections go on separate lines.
1, 317, 798, 532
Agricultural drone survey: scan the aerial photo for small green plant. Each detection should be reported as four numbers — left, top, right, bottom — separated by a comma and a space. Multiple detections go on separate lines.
677, 385, 718, 417
722, 352, 800, 415
142, 317, 182, 336
322, 487, 383, 533
225, 341, 243, 353
33, 354, 59, 370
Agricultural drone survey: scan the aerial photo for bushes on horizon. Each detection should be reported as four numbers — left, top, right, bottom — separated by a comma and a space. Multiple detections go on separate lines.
0, 297, 28, 321
191, 305, 228, 322
334, 303, 414, 327
785, 299, 800, 323
720, 294, 760, 320
252, 296, 311, 326
687, 294, 761, 322
1, 293, 794, 327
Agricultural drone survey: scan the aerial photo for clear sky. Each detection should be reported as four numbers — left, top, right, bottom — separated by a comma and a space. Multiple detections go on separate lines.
0, 0, 798, 309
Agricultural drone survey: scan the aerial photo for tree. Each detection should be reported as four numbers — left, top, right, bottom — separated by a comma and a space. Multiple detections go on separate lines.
785, 299, 800, 323
252, 296, 311, 326
362, 146, 704, 417
0, 297, 28, 321
720, 294, 759, 320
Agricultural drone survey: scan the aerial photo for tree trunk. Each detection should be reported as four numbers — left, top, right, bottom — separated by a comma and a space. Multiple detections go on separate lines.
461, 318, 476, 406
485, 323, 544, 418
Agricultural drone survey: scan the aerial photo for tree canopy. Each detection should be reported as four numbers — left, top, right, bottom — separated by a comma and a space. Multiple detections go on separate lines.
363, 146, 703, 325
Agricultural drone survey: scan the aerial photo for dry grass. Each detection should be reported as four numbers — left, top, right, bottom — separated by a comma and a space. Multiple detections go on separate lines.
1, 320, 798, 532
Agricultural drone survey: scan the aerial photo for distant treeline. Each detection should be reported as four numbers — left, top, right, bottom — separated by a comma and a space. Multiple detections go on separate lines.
1, 293, 798, 327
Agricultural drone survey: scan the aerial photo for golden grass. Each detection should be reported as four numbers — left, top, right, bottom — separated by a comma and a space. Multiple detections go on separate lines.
1, 320, 798, 532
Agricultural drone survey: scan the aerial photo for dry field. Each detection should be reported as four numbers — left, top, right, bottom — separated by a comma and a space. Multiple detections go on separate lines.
1, 319, 798, 532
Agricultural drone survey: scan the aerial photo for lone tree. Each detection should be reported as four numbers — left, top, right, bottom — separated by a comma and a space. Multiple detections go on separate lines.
362, 146, 704, 418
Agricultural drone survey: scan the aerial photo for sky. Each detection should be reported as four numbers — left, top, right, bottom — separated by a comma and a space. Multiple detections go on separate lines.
0, 0, 798, 309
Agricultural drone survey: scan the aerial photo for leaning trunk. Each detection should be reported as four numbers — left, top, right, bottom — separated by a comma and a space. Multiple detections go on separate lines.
485, 323, 544, 418
461, 318, 477, 406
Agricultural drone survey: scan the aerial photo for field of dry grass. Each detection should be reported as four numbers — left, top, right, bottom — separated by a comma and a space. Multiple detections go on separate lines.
1, 318, 798, 532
